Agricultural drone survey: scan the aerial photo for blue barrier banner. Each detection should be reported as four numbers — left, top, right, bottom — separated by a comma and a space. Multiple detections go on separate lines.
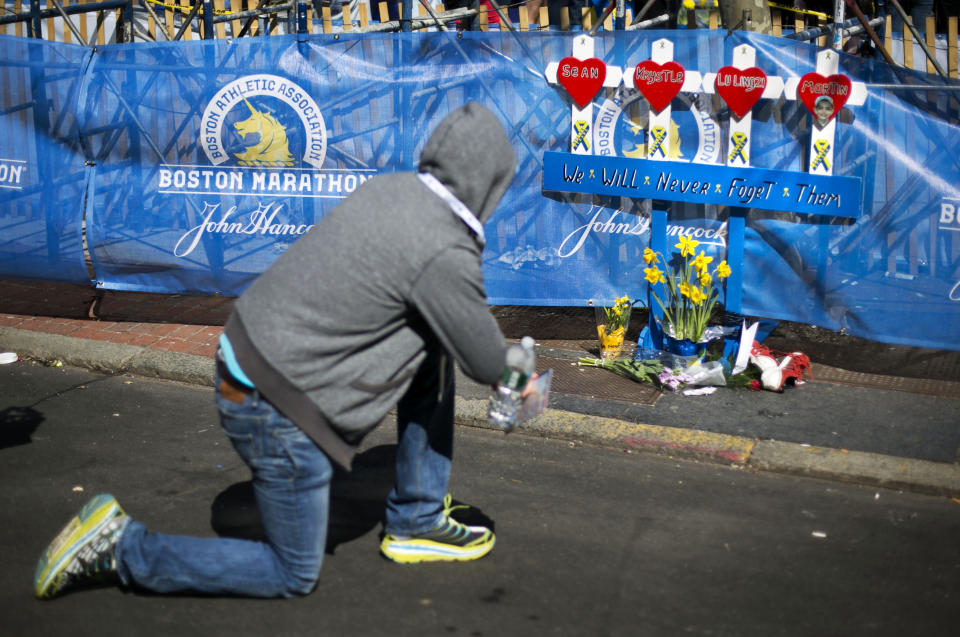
0, 35, 92, 284
1, 30, 959, 352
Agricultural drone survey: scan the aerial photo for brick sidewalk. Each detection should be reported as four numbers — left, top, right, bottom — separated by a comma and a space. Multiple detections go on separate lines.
0, 280, 234, 359
4, 278, 960, 398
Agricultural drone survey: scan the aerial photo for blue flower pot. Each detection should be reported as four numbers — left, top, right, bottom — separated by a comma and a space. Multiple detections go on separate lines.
663, 335, 707, 358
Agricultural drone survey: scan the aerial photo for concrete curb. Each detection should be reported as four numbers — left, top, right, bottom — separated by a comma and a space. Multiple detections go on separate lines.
453, 399, 960, 498
750, 440, 960, 498
0, 326, 215, 386
3, 326, 958, 498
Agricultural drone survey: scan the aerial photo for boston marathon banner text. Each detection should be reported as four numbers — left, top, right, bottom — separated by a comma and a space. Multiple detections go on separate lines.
1, 30, 959, 351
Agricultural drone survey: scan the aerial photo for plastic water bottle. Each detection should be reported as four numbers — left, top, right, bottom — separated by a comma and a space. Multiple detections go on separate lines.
487, 336, 536, 431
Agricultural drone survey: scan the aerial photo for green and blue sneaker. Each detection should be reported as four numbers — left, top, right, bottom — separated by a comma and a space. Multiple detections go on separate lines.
380, 495, 495, 564
35, 493, 130, 599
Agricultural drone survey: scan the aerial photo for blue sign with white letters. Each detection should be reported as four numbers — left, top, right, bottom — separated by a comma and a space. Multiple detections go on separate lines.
542, 152, 863, 218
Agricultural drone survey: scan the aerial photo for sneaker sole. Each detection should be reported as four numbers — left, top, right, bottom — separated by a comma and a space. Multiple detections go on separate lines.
380, 534, 496, 564
35, 494, 123, 599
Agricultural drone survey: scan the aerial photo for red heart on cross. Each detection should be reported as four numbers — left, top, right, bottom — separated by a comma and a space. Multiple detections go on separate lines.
633, 60, 685, 113
714, 66, 768, 119
556, 57, 607, 109
797, 72, 852, 124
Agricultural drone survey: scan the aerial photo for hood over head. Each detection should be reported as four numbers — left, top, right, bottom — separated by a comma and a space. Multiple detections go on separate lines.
418, 102, 517, 225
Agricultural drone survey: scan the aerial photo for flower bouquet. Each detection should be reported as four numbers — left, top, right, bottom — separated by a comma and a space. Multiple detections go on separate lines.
594, 295, 634, 359
578, 357, 664, 388
642, 236, 731, 355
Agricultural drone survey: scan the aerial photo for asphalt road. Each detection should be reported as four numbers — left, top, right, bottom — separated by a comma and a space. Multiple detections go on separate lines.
2, 361, 959, 636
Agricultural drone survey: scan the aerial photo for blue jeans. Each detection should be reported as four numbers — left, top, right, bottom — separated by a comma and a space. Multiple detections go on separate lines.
114, 351, 453, 597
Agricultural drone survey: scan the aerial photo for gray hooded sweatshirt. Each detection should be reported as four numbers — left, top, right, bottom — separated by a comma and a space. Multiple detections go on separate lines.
223, 103, 517, 469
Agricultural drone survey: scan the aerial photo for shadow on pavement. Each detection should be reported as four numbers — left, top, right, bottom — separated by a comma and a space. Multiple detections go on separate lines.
209, 443, 496, 551
0, 405, 44, 449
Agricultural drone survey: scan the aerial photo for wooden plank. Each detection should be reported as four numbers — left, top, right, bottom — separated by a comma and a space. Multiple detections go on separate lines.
772, 9, 781, 36
604, 9, 612, 32
519, 4, 529, 30
165, 0, 176, 40
358, 2, 368, 27
949, 17, 958, 78
582, 6, 591, 32
478, 4, 488, 31
926, 16, 936, 75
884, 15, 893, 60
343, 1, 353, 31
45, 0, 55, 40
709, 9, 718, 30
214, 0, 226, 39
77, 0, 88, 42
145, 0, 156, 41
61, 0, 71, 43
15, 0, 24, 37
322, 5, 332, 33
560, 5, 569, 30
379, 1, 388, 23
539, 6, 548, 29
904, 17, 914, 69
98, 10, 107, 44
182, 0, 193, 40
229, 0, 241, 37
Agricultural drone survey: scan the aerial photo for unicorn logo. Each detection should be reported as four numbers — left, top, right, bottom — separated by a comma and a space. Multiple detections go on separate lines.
594, 89, 719, 165
202, 74, 326, 168
232, 98, 295, 167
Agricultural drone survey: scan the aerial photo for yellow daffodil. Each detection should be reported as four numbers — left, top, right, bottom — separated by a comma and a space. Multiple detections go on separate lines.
715, 260, 732, 279
692, 251, 713, 273
641, 241, 734, 343
644, 266, 665, 285
597, 294, 634, 357
675, 235, 699, 258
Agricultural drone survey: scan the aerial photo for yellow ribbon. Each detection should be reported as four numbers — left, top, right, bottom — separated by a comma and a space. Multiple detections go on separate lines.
572, 120, 590, 152
811, 138, 831, 171
649, 126, 668, 159
728, 131, 748, 164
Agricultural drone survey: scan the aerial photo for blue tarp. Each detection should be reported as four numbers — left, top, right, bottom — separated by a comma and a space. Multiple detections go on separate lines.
1, 30, 959, 351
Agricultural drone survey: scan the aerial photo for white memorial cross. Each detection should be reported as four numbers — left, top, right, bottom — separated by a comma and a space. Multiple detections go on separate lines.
623, 38, 702, 161
545, 35, 623, 155
784, 49, 868, 176
699, 44, 784, 315
621, 38, 701, 331
701, 44, 785, 168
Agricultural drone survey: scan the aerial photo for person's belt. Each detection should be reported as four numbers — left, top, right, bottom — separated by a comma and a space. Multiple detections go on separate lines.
217, 357, 253, 404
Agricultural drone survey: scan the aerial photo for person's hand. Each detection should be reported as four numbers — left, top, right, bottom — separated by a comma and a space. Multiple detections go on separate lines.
521, 373, 540, 398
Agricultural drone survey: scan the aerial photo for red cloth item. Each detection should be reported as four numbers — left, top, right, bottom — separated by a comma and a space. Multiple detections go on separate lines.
481, 0, 501, 24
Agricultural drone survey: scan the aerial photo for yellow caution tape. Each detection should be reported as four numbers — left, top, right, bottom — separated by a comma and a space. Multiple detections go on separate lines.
768, 2, 829, 20
142, 0, 238, 17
